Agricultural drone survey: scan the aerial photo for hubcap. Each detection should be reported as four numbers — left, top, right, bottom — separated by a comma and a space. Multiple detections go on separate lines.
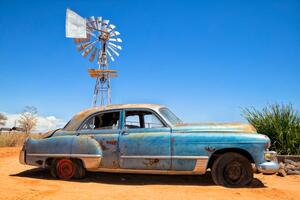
224, 161, 243, 184
56, 159, 75, 180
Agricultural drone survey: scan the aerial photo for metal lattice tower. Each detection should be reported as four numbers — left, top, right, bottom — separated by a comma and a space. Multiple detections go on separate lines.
66, 9, 122, 107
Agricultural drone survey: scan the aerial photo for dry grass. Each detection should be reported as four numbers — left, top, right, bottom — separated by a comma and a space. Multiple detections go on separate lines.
0, 132, 45, 147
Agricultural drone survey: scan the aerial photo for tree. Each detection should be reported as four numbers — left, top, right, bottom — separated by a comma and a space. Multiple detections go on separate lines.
18, 106, 38, 135
0, 113, 7, 126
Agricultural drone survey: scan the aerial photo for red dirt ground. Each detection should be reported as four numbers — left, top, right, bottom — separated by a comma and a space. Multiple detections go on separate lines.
0, 147, 299, 200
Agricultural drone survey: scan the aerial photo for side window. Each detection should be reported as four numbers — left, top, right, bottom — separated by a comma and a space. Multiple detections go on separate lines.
125, 110, 165, 129
125, 112, 141, 129
144, 114, 164, 128
81, 111, 120, 130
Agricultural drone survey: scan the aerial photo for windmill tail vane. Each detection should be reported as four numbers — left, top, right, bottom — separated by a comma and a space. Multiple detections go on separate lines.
65, 8, 122, 107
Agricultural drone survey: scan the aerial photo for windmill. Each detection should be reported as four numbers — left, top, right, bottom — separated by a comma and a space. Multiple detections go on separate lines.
65, 8, 122, 106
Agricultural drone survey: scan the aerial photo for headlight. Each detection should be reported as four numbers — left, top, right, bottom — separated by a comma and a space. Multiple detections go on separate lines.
264, 151, 277, 161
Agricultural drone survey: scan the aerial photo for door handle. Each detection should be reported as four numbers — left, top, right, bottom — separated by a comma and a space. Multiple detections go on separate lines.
121, 130, 129, 135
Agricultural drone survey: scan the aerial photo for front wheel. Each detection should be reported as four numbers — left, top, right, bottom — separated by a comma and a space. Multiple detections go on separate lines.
211, 152, 253, 187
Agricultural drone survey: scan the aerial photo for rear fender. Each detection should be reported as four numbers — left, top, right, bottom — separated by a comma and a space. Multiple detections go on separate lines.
24, 136, 102, 169
71, 136, 103, 169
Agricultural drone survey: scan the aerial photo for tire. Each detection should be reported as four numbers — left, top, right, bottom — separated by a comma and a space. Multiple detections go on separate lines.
211, 152, 253, 187
51, 158, 75, 180
73, 159, 86, 179
50, 159, 57, 178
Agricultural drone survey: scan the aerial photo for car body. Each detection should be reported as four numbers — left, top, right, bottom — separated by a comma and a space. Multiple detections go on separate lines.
19, 104, 279, 186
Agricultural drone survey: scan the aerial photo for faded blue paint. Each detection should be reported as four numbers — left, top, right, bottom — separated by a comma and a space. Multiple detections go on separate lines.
119, 127, 171, 170
171, 132, 267, 170
78, 129, 120, 168
21, 104, 278, 174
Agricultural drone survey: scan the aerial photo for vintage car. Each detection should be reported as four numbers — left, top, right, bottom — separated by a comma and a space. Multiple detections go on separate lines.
19, 104, 279, 187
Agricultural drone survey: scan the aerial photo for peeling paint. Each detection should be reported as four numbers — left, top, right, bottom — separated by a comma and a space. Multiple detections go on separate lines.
143, 159, 160, 167
205, 146, 216, 153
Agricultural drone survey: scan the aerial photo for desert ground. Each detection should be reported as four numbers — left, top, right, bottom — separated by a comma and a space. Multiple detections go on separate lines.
0, 147, 299, 200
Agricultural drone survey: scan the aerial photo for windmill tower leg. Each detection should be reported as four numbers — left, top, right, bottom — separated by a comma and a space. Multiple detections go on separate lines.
107, 76, 111, 105
92, 77, 100, 107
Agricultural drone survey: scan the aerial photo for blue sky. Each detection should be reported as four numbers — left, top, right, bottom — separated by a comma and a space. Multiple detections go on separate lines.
0, 0, 300, 125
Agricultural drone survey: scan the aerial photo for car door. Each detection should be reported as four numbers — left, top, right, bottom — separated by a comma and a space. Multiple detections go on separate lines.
119, 109, 171, 170
77, 110, 121, 169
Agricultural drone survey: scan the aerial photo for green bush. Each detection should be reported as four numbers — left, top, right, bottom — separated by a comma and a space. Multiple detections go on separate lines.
243, 103, 300, 155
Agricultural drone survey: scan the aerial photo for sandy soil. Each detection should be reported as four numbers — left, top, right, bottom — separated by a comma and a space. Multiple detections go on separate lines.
0, 147, 299, 200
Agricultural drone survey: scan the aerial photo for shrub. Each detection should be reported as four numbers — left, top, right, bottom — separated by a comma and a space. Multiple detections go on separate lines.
0, 132, 27, 147
0, 132, 47, 147
243, 103, 300, 155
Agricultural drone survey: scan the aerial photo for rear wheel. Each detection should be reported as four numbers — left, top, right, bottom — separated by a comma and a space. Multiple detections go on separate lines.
211, 152, 253, 187
51, 158, 75, 180
73, 159, 86, 179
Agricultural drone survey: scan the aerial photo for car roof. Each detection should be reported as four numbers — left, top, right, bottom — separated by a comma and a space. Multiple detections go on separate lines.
64, 104, 165, 131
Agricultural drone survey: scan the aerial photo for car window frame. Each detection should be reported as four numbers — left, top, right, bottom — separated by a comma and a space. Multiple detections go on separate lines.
77, 109, 122, 131
123, 108, 169, 130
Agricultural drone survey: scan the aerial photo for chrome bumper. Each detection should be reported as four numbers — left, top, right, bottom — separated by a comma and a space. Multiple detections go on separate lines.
257, 150, 279, 174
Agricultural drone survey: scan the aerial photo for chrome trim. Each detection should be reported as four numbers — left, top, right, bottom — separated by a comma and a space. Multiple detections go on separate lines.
120, 155, 208, 159
193, 157, 208, 173
88, 168, 204, 175
257, 161, 279, 174
82, 157, 102, 169
27, 153, 101, 158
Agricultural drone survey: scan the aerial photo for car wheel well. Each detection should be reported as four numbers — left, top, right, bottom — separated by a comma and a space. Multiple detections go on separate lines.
45, 157, 85, 168
207, 148, 254, 169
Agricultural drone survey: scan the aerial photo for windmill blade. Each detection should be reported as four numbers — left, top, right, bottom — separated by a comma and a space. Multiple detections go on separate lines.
74, 33, 90, 43
106, 49, 115, 62
108, 44, 121, 53
109, 38, 122, 43
110, 31, 120, 37
101, 19, 109, 31
66, 8, 86, 38
108, 42, 122, 50
107, 24, 116, 32
87, 16, 97, 29
81, 45, 94, 57
96, 16, 102, 31
86, 29, 97, 38
86, 22, 93, 30
76, 40, 96, 51
89, 48, 98, 62
102, 19, 109, 26
107, 45, 120, 57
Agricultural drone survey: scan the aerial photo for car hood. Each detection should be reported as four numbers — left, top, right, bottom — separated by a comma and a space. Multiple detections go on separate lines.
173, 122, 257, 133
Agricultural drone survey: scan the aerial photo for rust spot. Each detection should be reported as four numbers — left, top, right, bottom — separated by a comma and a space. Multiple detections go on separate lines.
112, 160, 118, 168
143, 158, 160, 167
106, 140, 117, 145
98, 141, 108, 151
205, 146, 216, 153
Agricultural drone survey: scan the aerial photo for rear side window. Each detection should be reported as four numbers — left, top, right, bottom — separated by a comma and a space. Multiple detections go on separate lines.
81, 111, 120, 130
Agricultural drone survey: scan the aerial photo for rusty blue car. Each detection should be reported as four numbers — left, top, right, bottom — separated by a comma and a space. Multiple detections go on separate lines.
19, 104, 279, 187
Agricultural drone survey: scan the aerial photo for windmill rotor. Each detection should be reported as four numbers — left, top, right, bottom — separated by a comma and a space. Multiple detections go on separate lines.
65, 8, 122, 106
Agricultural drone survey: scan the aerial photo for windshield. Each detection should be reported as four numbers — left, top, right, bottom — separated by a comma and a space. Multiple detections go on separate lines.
159, 107, 182, 125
